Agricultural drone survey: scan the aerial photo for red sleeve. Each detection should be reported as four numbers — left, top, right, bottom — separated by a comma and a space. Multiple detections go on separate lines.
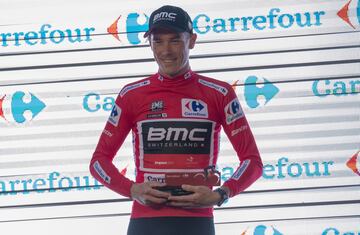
89, 93, 135, 198
221, 88, 263, 197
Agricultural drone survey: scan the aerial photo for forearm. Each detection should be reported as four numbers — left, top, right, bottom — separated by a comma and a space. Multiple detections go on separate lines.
223, 158, 263, 197
89, 155, 134, 198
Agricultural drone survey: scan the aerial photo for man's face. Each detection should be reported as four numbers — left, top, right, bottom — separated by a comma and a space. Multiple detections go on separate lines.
150, 29, 197, 78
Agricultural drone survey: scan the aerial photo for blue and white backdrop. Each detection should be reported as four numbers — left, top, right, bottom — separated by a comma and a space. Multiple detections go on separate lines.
0, 0, 359, 234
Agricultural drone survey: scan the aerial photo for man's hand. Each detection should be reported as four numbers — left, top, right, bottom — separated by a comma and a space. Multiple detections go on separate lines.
166, 184, 222, 208
130, 182, 171, 206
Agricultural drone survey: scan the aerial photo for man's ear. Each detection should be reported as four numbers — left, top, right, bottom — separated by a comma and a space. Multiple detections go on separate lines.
189, 33, 197, 49
148, 36, 154, 51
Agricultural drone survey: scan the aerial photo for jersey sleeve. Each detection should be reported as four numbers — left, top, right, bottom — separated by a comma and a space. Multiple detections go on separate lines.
220, 87, 263, 197
89, 93, 135, 198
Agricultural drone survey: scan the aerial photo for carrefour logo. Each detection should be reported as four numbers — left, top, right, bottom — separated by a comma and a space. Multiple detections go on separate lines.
242, 225, 283, 235
312, 79, 359, 97
108, 8, 326, 45
346, 150, 360, 176
0, 91, 46, 124
83, 92, 115, 113
243, 76, 279, 109
337, 0, 360, 29
0, 24, 95, 47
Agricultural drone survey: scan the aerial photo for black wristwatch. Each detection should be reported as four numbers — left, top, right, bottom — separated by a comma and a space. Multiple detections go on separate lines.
214, 188, 229, 207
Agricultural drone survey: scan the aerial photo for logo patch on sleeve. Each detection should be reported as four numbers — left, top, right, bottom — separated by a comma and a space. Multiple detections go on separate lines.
231, 159, 250, 180
225, 98, 244, 124
93, 161, 111, 184
108, 104, 121, 126
120, 80, 150, 97
198, 79, 228, 96
182, 99, 208, 118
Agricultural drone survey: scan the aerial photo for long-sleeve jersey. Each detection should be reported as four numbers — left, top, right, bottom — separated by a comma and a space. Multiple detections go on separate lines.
90, 70, 263, 218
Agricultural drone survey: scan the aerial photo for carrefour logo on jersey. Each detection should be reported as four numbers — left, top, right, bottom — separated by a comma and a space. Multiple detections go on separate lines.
0, 91, 46, 124
108, 8, 326, 45
181, 99, 208, 118
0, 24, 95, 47
225, 98, 244, 124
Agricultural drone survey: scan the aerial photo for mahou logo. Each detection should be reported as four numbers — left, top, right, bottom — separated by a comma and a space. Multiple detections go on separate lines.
346, 150, 360, 176
337, 0, 360, 29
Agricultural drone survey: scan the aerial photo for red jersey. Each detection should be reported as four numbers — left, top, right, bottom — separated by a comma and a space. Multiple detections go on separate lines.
90, 70, 263, 218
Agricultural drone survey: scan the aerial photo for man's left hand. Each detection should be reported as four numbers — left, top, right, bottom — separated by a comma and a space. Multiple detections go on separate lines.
166, 184, 221, 208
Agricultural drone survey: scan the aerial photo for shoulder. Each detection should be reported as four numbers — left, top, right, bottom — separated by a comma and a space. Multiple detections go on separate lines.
118, 76, 153, 98
196, 74, 232, 97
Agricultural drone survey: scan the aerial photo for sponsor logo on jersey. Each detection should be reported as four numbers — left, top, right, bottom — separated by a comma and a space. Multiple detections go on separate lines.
225, 98, 244, 124
138, 119, 215, 172
231, 159, 250, 180
144, 173, 166, 183
141, 120, 213, 154
102, 129, 113, 137
108, 104, 121, 126
93, 161, 111, 184
120, 80, 150, 97
182, 99, 208, 118
231, 125, 248, 136
198, 79, 228, 96
151, 100, 164, 112
147, 113, 167, 119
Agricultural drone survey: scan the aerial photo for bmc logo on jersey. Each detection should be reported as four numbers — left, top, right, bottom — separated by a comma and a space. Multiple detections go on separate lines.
225, 98, 244, 124
108, 104, 121, 126
182, 99, 208, 118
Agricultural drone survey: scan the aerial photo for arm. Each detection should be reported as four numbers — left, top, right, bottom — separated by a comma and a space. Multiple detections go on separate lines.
89, 98, 134, 197
221, 95, 263, 198
89, 94, 170, 204
168, 89, 262, 207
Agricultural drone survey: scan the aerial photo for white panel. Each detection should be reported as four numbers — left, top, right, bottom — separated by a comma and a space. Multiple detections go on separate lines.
0, 0, 359, 234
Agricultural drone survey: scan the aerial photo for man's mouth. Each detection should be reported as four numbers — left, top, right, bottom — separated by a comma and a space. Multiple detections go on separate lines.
161, 58, 176, 63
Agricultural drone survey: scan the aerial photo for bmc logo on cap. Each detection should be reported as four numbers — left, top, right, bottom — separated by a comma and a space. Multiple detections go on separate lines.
153, 12, 177, 23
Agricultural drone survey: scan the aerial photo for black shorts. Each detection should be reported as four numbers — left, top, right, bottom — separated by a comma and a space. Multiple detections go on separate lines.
127, 216, 215, 235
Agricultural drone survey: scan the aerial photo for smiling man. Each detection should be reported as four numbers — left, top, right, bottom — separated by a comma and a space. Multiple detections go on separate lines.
90, 5, 263, 235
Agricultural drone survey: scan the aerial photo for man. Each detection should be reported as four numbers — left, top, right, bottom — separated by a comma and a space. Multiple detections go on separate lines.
90, 5, 263, 235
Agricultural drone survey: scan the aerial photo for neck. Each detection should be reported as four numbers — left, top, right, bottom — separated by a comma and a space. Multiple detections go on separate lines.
159, 65, 191, 78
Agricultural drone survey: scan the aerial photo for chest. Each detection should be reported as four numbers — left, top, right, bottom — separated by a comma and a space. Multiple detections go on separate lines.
132, 88, 221, 123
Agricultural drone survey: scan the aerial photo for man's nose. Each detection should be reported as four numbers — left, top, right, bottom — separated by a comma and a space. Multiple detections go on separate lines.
161, 42, 173, 56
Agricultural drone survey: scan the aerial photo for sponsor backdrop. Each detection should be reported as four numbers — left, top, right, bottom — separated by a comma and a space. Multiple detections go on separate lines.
0, 0, 359, 234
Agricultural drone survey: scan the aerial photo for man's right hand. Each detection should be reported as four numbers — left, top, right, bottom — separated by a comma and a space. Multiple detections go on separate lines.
130, 182, 171, 206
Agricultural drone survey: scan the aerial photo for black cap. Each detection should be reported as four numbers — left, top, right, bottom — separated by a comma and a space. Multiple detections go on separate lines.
144, 5, 193, 38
